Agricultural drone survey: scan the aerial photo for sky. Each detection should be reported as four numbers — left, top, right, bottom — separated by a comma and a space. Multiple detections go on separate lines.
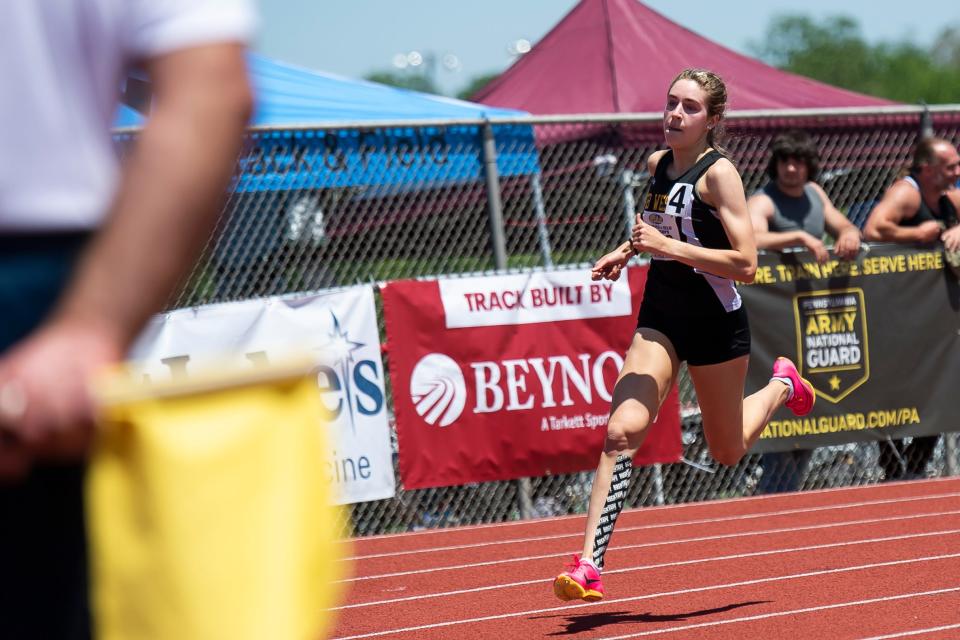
256, 1, 958, 96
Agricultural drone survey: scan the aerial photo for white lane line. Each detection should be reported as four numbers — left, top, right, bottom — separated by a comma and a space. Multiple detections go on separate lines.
343, 477, 960, 544
334, 527, 960, 608
597, 587, 960, 639
340, 509, 960, 583
858, 623, 960, 639
344, 491, 960, 561
330, 553, 960, 639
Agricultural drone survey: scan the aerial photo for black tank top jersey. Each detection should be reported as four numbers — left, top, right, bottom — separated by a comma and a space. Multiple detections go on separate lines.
900, 174, 959, 229
640, 149, 741, 315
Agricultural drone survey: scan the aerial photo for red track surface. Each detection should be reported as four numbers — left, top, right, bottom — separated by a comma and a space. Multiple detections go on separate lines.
331, 477, 960, 639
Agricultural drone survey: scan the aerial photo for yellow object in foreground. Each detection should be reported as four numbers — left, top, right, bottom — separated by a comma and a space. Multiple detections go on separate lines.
88, 361, 348, 640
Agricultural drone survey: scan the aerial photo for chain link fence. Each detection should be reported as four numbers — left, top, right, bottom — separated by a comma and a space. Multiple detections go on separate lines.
136, 106, 960, 536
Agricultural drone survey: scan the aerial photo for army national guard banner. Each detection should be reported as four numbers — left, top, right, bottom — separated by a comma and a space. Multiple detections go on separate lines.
743, 244, 960, 453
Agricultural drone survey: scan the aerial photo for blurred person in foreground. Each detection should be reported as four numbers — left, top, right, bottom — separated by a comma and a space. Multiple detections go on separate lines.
746, 129, 862, 493
0, 1, 254, 637
863, 137, 960, 481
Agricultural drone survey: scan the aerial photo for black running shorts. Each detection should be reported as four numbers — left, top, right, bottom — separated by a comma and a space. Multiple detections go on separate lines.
636, 298, 750, 366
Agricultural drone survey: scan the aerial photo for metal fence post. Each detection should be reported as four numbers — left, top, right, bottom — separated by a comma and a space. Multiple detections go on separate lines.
481, 120, 534, 519
481, 121, 508, 271
919, 101, 933, 139
946, 433, 959, 477
530, 174, 554, 267
651, 464, 666, 506
621, 169, 636, 239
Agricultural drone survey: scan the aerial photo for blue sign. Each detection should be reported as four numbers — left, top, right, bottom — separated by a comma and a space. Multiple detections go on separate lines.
232, 124, 540, 192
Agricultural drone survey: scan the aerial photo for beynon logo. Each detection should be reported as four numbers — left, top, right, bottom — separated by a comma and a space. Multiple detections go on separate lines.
410, 353, 466, 427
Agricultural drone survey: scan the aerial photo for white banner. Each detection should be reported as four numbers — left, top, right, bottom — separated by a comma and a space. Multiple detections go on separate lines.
438, 269, 632, 328
128, 287, 395, 505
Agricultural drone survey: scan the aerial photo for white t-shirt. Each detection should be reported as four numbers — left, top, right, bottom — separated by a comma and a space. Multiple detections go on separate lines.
0, 0, 255, 232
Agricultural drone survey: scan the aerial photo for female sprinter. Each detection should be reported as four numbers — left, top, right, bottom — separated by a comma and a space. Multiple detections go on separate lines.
553, 68, 815, 602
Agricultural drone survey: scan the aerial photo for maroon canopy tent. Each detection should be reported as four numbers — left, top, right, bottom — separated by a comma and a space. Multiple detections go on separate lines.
473, 0, 893, 115
467, 0, 928, 256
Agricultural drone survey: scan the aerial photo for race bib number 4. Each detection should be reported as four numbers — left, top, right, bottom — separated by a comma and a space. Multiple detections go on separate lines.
642, 183, 692, 249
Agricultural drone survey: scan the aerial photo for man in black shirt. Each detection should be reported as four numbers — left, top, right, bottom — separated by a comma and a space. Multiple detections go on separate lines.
865, 137, 960, 480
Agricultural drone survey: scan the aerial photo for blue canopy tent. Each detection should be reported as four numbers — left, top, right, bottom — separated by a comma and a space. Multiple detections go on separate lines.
114, 55, 552, 274
114, 54, 539, 190
247, 53, 520, 123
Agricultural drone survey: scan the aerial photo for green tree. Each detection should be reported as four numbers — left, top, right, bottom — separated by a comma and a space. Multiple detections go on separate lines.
456, 72, 500, 100
749, 15, 960, 104
364, 70, 440, 95
932, 26, 960, 67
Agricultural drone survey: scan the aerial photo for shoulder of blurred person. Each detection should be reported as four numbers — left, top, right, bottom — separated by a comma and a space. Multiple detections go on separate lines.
746, 184, 775, 220
863, 178, 926, 243
0, 0, 256, 233
805, 181, 836, 209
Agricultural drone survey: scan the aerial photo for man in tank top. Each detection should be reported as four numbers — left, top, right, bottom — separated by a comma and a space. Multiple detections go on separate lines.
864, 137, 960, 481
747, 130, 861, 493
864, 137, 960, 247
748, 130, 862, 264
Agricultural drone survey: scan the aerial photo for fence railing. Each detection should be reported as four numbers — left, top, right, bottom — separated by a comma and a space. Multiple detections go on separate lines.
126, 107, 960, 535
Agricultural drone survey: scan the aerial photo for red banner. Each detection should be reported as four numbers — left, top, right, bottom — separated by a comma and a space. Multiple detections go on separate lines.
381, 266, 682, 489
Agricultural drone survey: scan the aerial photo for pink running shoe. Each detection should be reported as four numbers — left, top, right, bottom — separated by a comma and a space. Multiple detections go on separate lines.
773, 357, 816, 416
553, 555, 604, 602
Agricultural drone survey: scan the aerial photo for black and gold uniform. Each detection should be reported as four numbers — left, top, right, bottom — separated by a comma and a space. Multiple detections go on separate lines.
637, 149, 750, 365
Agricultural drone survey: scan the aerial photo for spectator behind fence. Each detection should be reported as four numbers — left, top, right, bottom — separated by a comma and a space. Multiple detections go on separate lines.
863, 137, 960, 481
0, 2, 254, 637
747, 130, 862, 493
748, 130, 862, 263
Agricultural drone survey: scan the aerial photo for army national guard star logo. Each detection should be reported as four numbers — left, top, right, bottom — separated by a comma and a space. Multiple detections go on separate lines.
793, 288, 870, 403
